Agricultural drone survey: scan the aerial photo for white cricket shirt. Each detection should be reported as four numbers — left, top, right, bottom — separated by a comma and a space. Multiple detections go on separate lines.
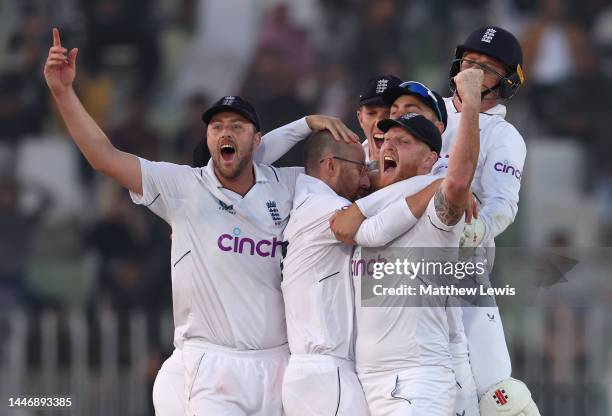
433, 97, 526, 245
130, 157, 301, 350
281, 174, 355, 360
353, 197, 464, 374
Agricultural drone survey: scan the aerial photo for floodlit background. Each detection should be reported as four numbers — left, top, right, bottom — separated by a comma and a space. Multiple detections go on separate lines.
0, 0, 611, 415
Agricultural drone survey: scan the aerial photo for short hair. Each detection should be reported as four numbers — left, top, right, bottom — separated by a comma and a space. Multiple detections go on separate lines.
303, 130, 347, 175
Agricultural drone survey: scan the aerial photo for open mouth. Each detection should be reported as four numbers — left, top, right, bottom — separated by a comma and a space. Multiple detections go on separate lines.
220, 143, 236, 162
383, 155, 397, 173
373, 133, 384, 149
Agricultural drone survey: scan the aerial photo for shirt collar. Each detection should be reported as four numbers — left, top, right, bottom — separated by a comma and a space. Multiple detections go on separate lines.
204, 159, 270, 188
294, 173, 338, 207
482, 102, 506, 118
445, 96, 507, 119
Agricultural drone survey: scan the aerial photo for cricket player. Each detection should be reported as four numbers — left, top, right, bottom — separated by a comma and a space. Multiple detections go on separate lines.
280, 130, 371, 415
43, 28, 354, 416
250, 74, 401, 171
439, 27, 540, 416
381, 80, 478, 416
337, 67, 485, 416
281, 130, 444, 416
355, 75, 402, 162
336, 27, 540, 416
385, 81, 447, 132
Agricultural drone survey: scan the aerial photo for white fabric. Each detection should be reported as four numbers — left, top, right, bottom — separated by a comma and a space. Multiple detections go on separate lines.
130, 157, 301, 350
182, 341, 289, 416
359, 366, 456, 416
479, 378, 541, 416
282, 354, 369, 416
451, 342, 479, 416
363, 140, 371, 162
153, 349, 186, 416
354, 198, 465, 374
435, 97, 520, 400
433, 97, 526, 245
255, 117, 312, 164
354, 196, 418, 247
282, 174, 354, 359
355, 173, 442, 218
463, 305, 512, 397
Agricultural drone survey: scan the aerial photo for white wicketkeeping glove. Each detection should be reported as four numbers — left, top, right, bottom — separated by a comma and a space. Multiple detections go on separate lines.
460, 217, 486, 247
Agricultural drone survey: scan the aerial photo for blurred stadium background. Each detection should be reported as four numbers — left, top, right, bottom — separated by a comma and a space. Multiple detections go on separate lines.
0, 0, 611, 415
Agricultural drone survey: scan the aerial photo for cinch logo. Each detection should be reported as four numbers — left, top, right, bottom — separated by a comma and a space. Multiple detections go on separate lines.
351, 254, 388, 277
494, 160, 522, 180
217, 227, 284, 258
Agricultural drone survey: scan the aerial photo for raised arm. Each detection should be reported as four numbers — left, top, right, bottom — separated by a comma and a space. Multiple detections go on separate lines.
44, 28, 142, 194
254, 115, 360, 164
435, 68, 483, 226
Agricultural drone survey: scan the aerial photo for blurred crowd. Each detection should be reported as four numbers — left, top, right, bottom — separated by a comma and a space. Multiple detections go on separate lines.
1, 0, 612, 411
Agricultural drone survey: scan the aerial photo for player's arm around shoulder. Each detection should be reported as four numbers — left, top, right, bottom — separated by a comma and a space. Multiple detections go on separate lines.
255, 115, 359, 164
437, 68, 483, 226
44, 28, 142, 195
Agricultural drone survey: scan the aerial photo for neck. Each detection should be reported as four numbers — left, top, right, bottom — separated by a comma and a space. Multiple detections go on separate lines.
452, 94, 498, 113
214, 163, 256, 196
312, 171, 338, 194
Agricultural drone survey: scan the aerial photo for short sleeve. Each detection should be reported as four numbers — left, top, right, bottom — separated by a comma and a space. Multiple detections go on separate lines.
425, 196, 464, 234
129, 157, 194, 224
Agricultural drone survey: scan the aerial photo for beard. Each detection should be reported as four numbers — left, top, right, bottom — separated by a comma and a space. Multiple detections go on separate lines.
211, 141, 255, 180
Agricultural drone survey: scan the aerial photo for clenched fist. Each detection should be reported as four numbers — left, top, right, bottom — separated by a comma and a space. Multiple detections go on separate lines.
43, 28, 78, 98
453, 68, 484, 110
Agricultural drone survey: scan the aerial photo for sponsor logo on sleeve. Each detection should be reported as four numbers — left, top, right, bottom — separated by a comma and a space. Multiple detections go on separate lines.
494, 160, 522, 180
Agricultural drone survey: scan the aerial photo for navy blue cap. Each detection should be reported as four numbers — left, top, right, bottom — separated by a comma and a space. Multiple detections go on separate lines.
202, 95, 261, 131
378, 113, 442, 155
358, 74, 402, 106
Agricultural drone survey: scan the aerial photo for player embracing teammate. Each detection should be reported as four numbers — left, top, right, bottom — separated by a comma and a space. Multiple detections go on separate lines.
44, 22, 540, 416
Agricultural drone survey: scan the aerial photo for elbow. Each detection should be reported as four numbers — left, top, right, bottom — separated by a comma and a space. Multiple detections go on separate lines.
90, 159, 105, 172
91, 156, 112, 174
90, 143, 116, 173
444, 177, 471, 203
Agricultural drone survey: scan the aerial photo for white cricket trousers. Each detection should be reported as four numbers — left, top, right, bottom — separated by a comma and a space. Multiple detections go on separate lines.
463, 305, 512, 397
452, 351, 479, 416
358, 366, 456, 416
282, 354, 370, 416
153, 341, 289, 416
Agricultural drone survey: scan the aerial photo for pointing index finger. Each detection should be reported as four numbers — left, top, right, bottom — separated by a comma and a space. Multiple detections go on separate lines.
53, 28, 61, 47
